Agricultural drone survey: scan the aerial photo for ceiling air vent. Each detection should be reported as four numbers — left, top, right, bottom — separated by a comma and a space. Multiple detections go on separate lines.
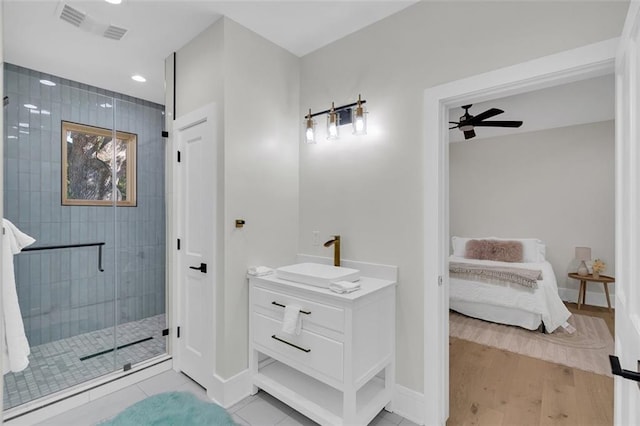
59, 4, 86, 27
104, 25, 127, 41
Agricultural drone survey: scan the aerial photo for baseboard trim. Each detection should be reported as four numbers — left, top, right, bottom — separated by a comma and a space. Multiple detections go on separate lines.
208, 369, 252, 409
392, 384, 424, 425
559, 287, 615, 309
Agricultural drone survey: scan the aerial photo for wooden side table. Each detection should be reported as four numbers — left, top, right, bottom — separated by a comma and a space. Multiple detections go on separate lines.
568, 272, 615, 312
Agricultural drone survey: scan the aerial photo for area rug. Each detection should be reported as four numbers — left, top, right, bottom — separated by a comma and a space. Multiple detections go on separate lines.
101, 391, 235, 425
449, 311, 614, 377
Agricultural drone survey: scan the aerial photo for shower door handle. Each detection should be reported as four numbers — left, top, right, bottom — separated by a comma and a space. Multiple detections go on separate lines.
189, 263, 207, 273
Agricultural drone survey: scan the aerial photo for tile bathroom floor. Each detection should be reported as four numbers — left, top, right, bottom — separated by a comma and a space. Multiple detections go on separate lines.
3, 314, 166, 410
27, 370, 419, 426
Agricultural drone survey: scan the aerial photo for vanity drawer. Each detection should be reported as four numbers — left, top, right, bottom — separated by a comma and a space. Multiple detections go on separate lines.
252, 312, 344, 382
252, 286, 344, 333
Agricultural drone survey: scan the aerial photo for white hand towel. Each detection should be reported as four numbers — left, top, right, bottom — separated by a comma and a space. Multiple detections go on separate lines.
329, 280, 361, 294
3, 219, 36, 253
247, 266, 274, 277
282, 304, 302, 335
2, 219, 35, 374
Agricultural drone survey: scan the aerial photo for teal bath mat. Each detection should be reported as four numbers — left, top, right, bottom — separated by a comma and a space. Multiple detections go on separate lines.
102, 391, 236, 425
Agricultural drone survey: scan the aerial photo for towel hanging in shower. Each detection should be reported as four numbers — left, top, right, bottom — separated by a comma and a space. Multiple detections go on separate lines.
2, 219, 35, 374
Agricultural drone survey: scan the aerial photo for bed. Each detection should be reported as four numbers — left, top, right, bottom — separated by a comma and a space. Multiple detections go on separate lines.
449, 236, 572, 333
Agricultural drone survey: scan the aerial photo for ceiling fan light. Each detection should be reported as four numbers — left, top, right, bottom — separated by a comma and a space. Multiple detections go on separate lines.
459, 124, 474, 132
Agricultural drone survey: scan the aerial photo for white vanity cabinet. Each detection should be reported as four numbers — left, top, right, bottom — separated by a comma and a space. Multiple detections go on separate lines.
249, 271, 396, 426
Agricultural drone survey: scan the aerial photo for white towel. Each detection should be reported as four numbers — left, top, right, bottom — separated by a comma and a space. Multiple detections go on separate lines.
281, 304, 302, 335
329, 280, 361, 294
2, 219, 35, 374
247, 266, 274, 277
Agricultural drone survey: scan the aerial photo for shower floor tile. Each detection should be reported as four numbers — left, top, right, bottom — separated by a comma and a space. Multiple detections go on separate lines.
3, 314, 166, 410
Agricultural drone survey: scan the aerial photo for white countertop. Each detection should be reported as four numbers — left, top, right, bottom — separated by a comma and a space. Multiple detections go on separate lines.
251, 273, 396, 301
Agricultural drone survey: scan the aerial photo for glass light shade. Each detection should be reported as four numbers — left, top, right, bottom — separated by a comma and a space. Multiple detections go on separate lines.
305, 126, 315, 143
352, 94, 367, 135
304, 109, 316, 144
352, 106, 367, 135
327, 103, 339, 140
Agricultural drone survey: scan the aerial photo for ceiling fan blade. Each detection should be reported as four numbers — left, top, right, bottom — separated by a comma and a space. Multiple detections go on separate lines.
463, 129, 476, 140
449, 121, 460, 124
449, 126, 459, 130
473, 120, 523, 128
468, 108, 503, 123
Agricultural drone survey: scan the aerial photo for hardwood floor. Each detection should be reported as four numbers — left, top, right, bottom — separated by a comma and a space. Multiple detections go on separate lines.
448, 304, 614, 426
564, 303, 614, 336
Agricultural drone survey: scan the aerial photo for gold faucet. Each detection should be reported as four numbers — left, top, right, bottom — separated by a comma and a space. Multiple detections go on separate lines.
323, 235, 341, 267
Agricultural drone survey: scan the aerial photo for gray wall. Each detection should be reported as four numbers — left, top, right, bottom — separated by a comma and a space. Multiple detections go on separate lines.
3, 64, 166, 346
298, 1, 626, 392
450, 121, 615, 299
170, 17, 300, 379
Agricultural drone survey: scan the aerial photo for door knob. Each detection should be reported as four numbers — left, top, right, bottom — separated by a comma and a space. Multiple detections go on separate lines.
189, 263, 207, 273
609, 355, 640, 389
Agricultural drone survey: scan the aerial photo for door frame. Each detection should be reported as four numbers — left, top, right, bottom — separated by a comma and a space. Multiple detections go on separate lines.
422, 38, 619, 425
613, 1, 640, 423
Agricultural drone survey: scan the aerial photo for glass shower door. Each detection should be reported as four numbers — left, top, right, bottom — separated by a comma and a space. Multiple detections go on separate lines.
3, 65, 167, 414
112, 98, 167, 371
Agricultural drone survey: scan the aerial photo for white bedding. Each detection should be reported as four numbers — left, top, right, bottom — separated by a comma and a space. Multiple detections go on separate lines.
449, 255, 571, 333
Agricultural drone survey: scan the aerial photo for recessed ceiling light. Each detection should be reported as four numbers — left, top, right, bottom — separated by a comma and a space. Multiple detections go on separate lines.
29, 110, 41, 115
24, 104, 38, 109
18, 122, 29, 128
99, 103, 113, 108
41, 110, 51, 115
105, 0, 122, 4
131, 75, 146, 83
39, 79, 56, 87
19, 130, 30, 135
7, 136, 18, 139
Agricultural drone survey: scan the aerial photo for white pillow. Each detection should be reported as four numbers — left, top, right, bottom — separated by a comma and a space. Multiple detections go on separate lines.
451, 236, 545, 263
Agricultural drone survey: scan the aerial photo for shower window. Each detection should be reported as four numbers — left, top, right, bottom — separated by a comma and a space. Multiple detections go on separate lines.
61, 121, 137, 206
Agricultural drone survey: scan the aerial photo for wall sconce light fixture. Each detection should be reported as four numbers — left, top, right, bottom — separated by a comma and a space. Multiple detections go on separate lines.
327, 102, 339, 140
304, 94, 368, 143
352, 94, 367, 135
305, 109, 316, 144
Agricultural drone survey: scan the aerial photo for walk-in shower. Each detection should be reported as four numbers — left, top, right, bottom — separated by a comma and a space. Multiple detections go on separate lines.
2, 64, 167, 411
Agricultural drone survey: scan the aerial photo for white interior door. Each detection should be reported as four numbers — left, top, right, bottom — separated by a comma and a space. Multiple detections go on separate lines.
614, 2, 640, 423
173, 104, 217, 389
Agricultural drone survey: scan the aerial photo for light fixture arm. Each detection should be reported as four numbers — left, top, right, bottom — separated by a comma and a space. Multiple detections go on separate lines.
307, 98, 367, 118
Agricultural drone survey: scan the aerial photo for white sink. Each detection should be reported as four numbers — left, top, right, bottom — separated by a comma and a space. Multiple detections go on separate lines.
275, 263, 360, 288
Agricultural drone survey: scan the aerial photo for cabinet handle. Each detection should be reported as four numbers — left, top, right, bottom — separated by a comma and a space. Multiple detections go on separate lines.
271, 301, 311, 315
271, 335, 311, 353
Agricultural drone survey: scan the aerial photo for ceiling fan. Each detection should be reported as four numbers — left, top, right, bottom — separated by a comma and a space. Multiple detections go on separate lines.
449, 104, 523, 140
